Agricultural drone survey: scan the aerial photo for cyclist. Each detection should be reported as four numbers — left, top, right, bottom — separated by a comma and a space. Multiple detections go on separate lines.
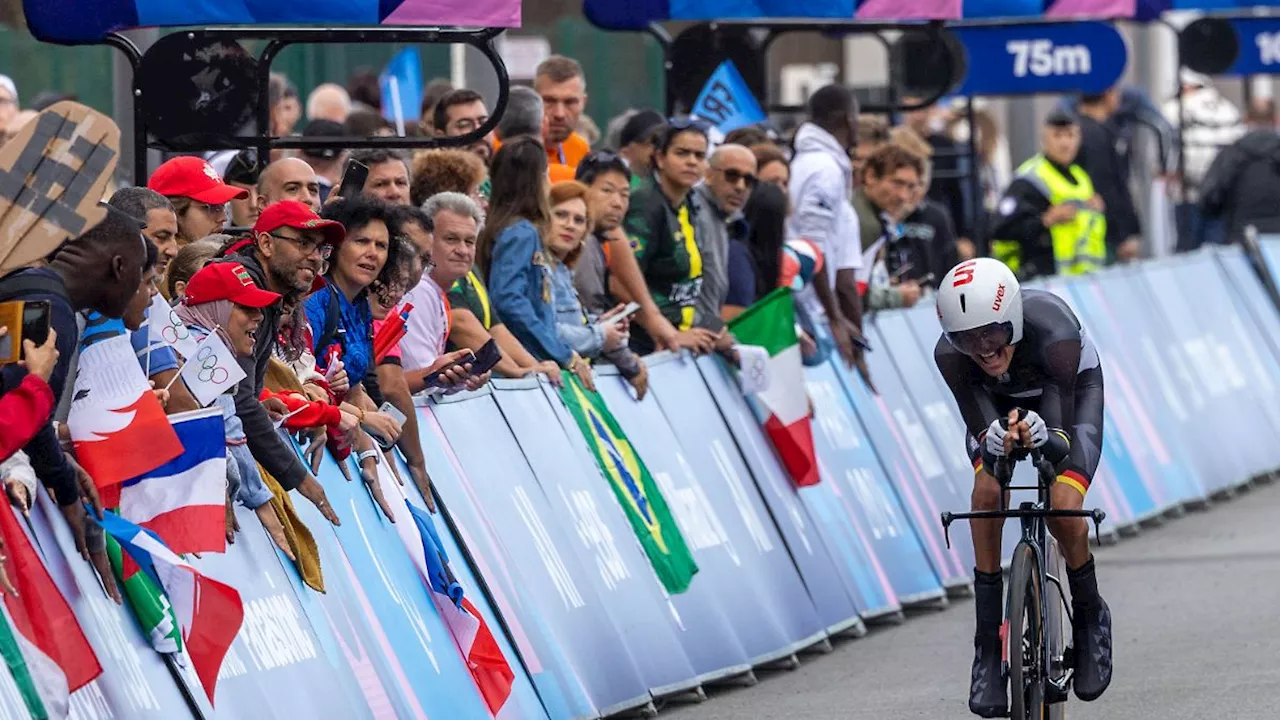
933, 257, 1112, 717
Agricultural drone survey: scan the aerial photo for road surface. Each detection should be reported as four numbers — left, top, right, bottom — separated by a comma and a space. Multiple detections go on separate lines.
666, 478, 1280, 720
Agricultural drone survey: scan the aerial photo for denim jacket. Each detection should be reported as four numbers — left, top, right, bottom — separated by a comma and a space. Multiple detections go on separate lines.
551, 257, 606, 358
488, 219, 575, 366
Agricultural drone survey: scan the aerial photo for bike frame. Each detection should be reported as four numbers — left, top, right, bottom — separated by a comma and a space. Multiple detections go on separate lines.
940, 449, 1105, 710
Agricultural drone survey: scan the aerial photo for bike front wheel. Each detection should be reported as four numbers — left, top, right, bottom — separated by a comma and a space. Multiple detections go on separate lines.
1008, 542, 1047, 720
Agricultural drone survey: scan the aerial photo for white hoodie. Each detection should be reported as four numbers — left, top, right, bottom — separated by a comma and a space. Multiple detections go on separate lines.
1162, 86, 1246, 198
787, 122, 862, 283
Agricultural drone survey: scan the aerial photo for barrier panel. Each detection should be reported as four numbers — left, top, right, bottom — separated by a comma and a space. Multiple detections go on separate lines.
415, 408, 598, 720
1061, 273, 1201, 514
837, 324, 973, 587
430, 390, 653, 717
799, 357, 942, 610
591, 372, 758, 681
1142, 257, 1257, 491
1089, 266, 1217, 502
492, 377, 700, 698
643, 354, 827, 659
687, 357, 869, 633
1262, 237, 1280, 292
11, 250, 1280, 720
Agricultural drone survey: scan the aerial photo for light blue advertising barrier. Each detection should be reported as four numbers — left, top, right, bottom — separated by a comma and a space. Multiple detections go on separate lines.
692, 355, 869, 632
840, 323, 974, 588
431, 390, 653, 717
1178, 252, 1280, 476
11, 250, 1280, 720
799, 355, 942, 610
492, 377, 699, 699
1142, 257, 1255, 492
1039, 276, 1151, 529
415, 407, 595, 720
592, 369, 758, 682
1063, 271, 1204, 514
643, 354, 826, 660
1261, 237, 1280, 295
1091, 266, 1216, 504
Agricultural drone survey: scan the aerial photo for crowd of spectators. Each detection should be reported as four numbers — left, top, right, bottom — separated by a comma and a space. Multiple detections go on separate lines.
0, 53, 1261, 595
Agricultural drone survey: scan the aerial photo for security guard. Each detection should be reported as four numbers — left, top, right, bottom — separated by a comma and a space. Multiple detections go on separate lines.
988, 108, 1107, 279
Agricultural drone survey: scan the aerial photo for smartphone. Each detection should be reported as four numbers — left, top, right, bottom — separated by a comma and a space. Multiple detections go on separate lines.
422, 349, 476, 390
371, 401, 409, 449
597, 302, 641, 328
335, 159, 369, 199
470, 338, 502, 375
0, 300, 50, 365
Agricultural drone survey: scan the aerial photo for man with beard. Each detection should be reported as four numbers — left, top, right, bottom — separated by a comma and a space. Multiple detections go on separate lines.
220, 200, 345, 525
432, 88, 494, 164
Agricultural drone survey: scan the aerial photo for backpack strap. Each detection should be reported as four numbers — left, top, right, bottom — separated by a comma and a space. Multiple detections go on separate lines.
0, 270, 70, 303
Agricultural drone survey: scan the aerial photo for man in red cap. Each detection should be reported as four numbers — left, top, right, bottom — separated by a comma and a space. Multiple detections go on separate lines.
218, 200, 345, 524
148, 156, 249, 246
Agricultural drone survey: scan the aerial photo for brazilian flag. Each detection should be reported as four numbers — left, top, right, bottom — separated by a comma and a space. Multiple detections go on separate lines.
558, 375, 698, 594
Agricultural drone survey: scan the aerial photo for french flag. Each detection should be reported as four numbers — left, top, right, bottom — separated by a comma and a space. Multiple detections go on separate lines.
120, 408, 228, 555
94, 510, 243, 705
408, 502, 514, 715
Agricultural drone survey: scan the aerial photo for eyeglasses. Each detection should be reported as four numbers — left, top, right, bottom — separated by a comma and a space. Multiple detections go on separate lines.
667, 116, 712, 132
268, 232, 333, 260
718, 168, 758, 188
191, 200, 227, 216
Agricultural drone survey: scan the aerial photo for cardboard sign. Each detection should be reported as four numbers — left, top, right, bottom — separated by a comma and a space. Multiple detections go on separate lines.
0, 101, 121, 273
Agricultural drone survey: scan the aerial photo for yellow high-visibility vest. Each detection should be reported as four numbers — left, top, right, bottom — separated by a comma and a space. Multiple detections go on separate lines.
992, 155, 1107, 277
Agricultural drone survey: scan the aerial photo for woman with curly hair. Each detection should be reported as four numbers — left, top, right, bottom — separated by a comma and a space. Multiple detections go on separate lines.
409, 148, 488, 211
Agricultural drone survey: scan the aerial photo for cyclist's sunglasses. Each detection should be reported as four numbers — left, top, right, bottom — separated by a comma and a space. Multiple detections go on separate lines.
945, 322, 1013, 357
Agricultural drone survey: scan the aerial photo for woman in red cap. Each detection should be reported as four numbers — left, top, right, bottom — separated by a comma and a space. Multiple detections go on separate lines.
148, 156, 250, 247
172, 262, 294, 556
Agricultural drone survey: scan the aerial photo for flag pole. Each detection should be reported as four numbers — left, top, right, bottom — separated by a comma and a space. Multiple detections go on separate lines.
163, 654, 210, 720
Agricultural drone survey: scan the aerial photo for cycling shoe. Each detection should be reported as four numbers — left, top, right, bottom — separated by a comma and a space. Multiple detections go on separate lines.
1072, 597, 1113, 702
970, 633, 1008, 717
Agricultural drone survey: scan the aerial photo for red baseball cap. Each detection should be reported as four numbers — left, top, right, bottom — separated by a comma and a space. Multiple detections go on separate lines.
148, 156, 250, 204
253, 200, 345, 247
184, 262, 282, 308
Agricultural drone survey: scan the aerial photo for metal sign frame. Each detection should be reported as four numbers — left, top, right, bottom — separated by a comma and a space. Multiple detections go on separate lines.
101, 26, 511, 185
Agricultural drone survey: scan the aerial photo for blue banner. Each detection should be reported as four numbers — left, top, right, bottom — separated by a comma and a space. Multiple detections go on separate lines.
951, 22, 1128, 96
492, 377, 700, 698
644, 354, 826, 660
693, 355, 868, 631
593, 372, 757, 681
802, 357, 941, 609
29, 491, 195, 719
1063, 273, 1202, 511
415, 407, 597, 720
837, 325, 972, 587
1088, 267, 1213, 501
1041, 278, 1154, 527
1167, 254, 1280, 477
299, 446, 501, 718
692, 60, 767, 133
1141, 260, 1252, 491
1227, 19, 1280, 77
430, 391, 653, 717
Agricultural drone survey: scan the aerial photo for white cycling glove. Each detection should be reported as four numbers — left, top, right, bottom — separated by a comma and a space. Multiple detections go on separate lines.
984, 419, 1009, 458
1023, 410, 1050, 448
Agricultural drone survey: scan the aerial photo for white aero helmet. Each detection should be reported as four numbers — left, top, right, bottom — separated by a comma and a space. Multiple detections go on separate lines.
936, 258, 1023, 355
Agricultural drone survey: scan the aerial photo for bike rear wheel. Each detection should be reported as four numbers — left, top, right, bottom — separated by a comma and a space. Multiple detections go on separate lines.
1008, 543, 1047, 720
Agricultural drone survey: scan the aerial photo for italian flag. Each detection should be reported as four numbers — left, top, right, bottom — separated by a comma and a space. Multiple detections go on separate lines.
0, 505, 102, 719
728, 287, 820, 487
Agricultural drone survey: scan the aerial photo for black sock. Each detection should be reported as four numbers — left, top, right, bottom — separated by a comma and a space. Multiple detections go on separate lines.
1068, 556, 1101, 614
974, 568, 1003, 636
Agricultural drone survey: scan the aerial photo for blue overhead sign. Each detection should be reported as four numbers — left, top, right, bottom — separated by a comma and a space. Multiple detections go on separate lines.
1227, 18, 1280, 76
951, 22, 1128, 96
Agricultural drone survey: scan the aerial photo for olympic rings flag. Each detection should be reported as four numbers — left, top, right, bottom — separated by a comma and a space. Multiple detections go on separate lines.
179, 331, 246, 407
148, 293, 200, 360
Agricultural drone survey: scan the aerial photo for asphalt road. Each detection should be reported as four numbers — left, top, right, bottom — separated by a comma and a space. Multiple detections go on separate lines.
665, 478, 1280, 720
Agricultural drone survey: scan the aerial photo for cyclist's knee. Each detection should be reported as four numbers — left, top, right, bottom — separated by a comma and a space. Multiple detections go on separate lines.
971, 470, 1002, 510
